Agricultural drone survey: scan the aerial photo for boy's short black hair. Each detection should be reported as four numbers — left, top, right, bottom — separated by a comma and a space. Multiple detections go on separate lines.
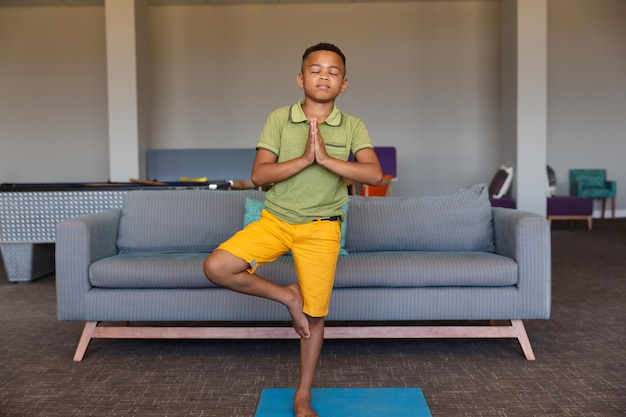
302, 43, 346, 68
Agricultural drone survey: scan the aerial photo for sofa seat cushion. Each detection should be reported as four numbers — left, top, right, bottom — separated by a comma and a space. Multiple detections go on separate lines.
331, 252, 518, 287
89, 254, 299, 289
90, 253, 211, 289
345, 184, 495, 253
89, 251, 517, 289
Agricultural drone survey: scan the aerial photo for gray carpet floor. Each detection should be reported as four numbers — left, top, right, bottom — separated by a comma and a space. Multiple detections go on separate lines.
1, 219, 625, 416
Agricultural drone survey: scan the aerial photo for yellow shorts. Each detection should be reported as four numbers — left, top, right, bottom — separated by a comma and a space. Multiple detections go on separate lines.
217, 209, 341, 317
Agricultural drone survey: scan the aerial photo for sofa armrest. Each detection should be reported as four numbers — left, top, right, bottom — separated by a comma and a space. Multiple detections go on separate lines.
492, 207, 551, 319
55, 209, 122, 320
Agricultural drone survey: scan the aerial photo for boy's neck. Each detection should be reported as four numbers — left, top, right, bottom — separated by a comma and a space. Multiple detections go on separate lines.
301, 100, 335, 123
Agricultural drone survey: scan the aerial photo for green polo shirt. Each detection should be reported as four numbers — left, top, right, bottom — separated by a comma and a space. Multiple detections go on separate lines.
257, 100, 374, 224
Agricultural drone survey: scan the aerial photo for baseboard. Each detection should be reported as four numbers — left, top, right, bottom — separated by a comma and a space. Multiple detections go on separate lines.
593, 208, 626, 219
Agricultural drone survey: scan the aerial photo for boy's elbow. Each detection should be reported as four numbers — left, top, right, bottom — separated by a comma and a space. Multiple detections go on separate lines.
373, 177, 384, 187
361, 176, 383, 187
250, 173, 264, 188
371, 169, 384, 186
250, 172, 273, 188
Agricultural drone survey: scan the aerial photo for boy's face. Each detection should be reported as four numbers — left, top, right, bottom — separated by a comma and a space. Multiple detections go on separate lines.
297, 50, 348, 103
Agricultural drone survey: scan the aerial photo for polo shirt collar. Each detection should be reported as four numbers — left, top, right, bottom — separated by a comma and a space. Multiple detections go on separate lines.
290, 100, 343, 126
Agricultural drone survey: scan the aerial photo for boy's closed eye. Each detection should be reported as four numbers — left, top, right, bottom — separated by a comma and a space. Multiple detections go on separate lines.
308, 65, 342, 76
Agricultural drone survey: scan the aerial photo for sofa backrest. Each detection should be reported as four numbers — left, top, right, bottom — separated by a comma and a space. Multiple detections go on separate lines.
116, 184, 495, 254
344, 184, 495, 253
117, 189, 265, 253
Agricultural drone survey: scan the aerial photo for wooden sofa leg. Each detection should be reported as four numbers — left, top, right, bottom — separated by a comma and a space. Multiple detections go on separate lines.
73, 321, 98, 362
511, 319, 535, 361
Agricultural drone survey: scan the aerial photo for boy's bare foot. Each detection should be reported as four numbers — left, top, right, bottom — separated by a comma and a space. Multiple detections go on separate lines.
286, 283, 310, 339
294, 389, 318, 417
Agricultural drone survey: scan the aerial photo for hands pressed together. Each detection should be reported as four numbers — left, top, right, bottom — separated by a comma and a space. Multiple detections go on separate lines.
303, 118, 329, 166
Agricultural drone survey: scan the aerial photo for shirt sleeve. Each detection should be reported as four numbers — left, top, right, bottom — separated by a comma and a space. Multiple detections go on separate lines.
256, 107, 290, 156
350, 118, 375, 156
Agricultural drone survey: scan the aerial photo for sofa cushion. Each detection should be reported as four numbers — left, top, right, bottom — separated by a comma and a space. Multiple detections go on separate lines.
243, 197, 266, 228
577, 175, 606, 189
345, 184, 495, 253
90, 253, 210, 288
332, 251, 517, 287
488, 165, 514, 198
117, 189, 265, 253
89, 251, 517, 289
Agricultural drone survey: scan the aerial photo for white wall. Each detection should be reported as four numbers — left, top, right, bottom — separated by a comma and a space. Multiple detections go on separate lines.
547, 0, 626, 216
0, 7, 109, 182
0, 1, 501, 197
148, 1, 502, 196
0, 1, 624, 214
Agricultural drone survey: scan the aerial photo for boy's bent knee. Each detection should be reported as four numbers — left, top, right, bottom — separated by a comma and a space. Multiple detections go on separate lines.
203, 249, 247, 286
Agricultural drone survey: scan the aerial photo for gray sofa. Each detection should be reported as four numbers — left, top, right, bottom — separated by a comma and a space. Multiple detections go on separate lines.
56, 184, 551, 361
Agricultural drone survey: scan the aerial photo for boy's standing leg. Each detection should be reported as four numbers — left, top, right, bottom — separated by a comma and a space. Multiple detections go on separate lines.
294, 316, 324, 417
290, 219, 339, 417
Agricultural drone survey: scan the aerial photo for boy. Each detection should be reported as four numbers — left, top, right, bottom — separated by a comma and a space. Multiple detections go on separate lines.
203, 42, 382, 417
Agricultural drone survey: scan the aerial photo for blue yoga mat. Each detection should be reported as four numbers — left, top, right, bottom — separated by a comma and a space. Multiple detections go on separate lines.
255, 387, 432, 417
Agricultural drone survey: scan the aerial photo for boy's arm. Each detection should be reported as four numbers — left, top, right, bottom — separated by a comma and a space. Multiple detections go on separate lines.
318, 147, 383, 186
251, 117, 325, 187
251, 148, 313, 187
311, 117, 383, 186
251, 118, 383, 187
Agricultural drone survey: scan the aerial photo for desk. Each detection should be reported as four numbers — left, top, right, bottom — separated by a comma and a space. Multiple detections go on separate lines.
0, 181, 230, 282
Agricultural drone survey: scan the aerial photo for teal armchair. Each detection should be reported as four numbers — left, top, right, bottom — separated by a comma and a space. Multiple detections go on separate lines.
569, 169, 617, 219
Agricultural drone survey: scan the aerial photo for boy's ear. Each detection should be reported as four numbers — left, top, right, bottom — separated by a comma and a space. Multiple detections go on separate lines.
296, 73, 304, 89
340, 77, 348, 93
